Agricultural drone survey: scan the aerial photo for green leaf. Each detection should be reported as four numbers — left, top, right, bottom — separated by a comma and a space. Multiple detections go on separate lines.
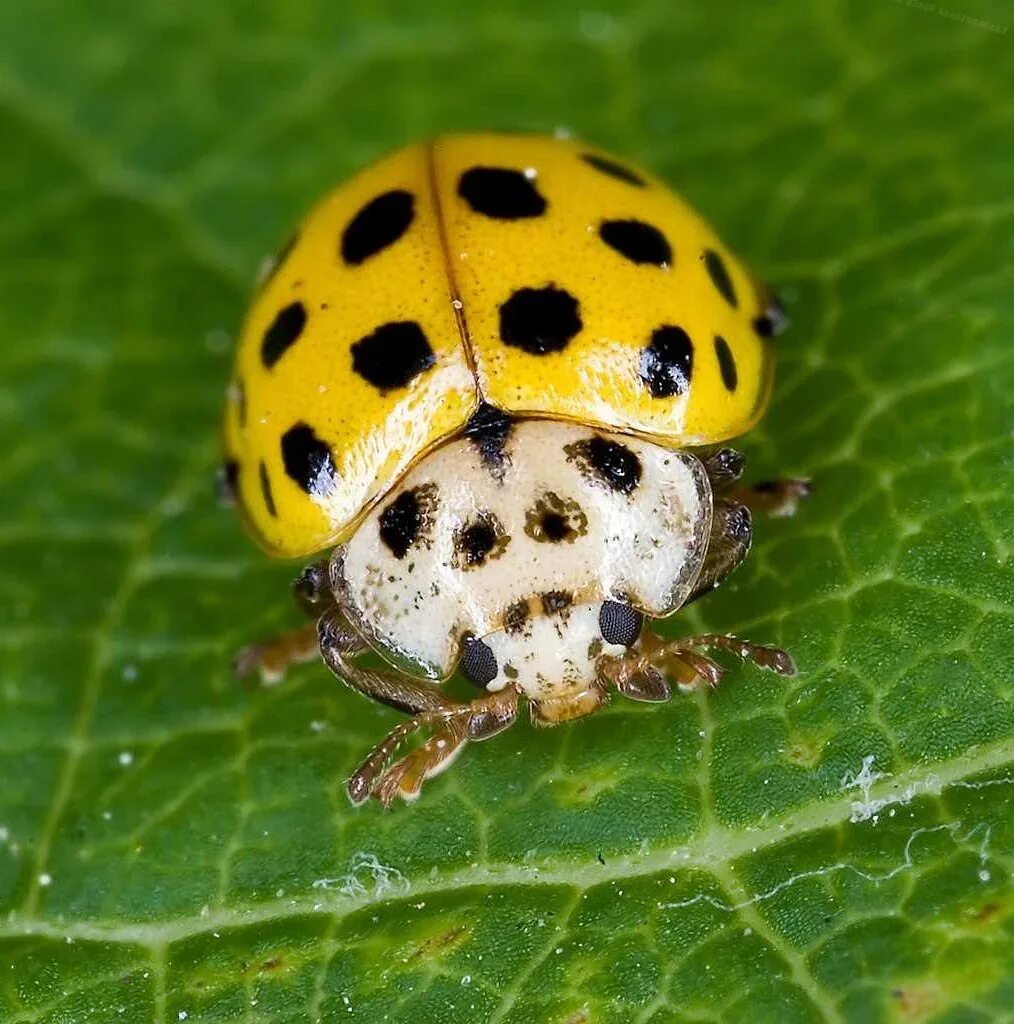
1, 2, 1012, 1021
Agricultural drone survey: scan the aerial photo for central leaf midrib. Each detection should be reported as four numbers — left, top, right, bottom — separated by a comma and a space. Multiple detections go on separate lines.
4, 737, 1010, 949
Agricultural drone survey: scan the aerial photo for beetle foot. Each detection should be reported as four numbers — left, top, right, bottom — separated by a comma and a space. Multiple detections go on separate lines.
348, 686, 520, 807
232, 622, 321, 686
600, 629, 795, 698
736, 478, 812, 518
371, 715, 470, 807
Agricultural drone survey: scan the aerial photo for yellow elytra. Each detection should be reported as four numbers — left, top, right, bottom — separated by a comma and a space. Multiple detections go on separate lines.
222, 133, 784, 558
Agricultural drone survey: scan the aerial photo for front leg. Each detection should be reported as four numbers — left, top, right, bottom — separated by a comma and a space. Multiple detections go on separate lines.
599, 626, 795, 702
233, 561, 346, 685
317, 616, 520, 805
732, 478, 811, 518
703, 447, 810, 518
368, 685, 520, 806
233, 621, 323, 685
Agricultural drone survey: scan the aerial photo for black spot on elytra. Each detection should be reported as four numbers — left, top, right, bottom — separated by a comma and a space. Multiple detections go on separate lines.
261, 301, 307, 369
714, 335, 738, 391
580, 152, 646, 187
569, 436, 642, 494
280, 424, 336, 497
599, 601, 643, 646
340, 190, 415, 265
599, 219, 672, 267
216, 460, 239, 506
541, 590, 573, 615
499, 286, 581, 355
640, 325, 694, 398
457, 167, 546, 219
351, 321, 435, 391
259, 460, 277, 517
378, 487, 434, 559
460, 636, 498, 686
463, 402, 514, 474
703, 249, 738, 309
503, 600, 529, 635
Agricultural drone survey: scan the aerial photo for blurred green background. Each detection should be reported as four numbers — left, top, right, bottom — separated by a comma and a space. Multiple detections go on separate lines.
1, 1, 1012, 1021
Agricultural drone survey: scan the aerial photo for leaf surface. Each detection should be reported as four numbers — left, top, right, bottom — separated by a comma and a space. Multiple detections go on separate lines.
1, 2, 1012, 1021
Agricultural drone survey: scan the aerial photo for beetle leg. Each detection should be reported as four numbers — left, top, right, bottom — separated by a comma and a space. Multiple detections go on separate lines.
318, 616, 457, 717
350, 684, 520, 807
702, 447, 746, 492
702, 446, 810, 517
685, 498, 752, 606
232, 560, 342, 685
599, 627, 795, 700
732, 478, 811, 518
291, 559, 333, 616
233, 622, 324, 685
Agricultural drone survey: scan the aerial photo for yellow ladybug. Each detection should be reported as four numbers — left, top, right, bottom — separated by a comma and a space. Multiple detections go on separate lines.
221, 133, 808, 806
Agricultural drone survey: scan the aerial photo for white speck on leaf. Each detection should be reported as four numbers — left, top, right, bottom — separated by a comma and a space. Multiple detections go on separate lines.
118, 751, 133, 767
842, 755, 942, 822
312, 852, 408, 899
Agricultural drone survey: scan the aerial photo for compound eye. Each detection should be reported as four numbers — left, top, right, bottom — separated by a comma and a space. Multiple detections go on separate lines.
460, 636, 498, 686
599, 601, 643, 647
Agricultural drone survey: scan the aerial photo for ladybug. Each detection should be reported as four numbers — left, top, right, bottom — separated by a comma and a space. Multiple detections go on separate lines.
220, 133, 808, 806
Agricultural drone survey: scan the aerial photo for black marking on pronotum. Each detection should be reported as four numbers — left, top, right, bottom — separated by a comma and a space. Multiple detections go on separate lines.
463, 402, 514, 474
454, 512, 506, 569
524, 492, 588, 544
568, 436, 642, 495
378, 486, 435, 559
541, 590, 573, 615
503, 600, 530, 635
539, 508, 574, 542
